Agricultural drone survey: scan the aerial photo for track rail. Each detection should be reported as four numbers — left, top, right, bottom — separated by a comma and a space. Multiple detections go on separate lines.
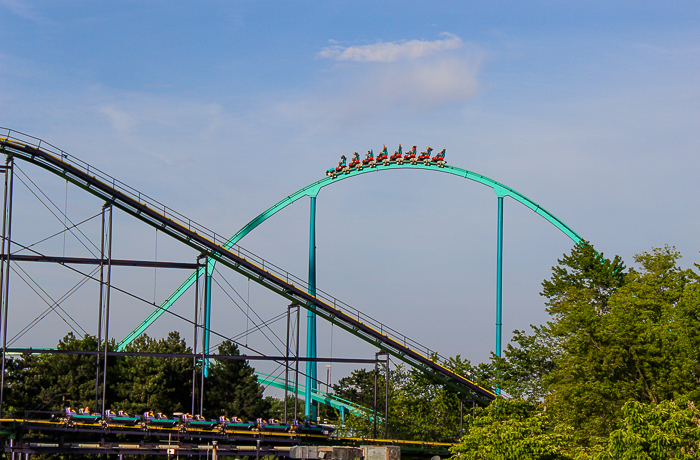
0, 128, 495, 404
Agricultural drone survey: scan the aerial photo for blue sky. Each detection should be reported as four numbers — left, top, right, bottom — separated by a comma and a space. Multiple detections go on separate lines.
1, 1, 699, 381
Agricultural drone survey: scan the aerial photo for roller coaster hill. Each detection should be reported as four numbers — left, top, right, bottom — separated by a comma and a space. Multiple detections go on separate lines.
0, 129, 583, 458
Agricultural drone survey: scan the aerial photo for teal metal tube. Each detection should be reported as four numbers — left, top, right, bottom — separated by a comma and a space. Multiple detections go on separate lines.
496, 197, 504, 395
305, 196, 318, 420
496, 196, 503, 358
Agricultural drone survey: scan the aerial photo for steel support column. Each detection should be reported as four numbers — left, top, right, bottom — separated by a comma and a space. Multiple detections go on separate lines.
384, 353, 389, 438
100, 204, 113, 415
203, 260, 213, 377
373, 354, 378, 439
294, 305, 300, 421
200, 257, 208, 414
305, 195, 318, 421
284, 304, 291, 423
192, 258, 202, 415
0, 158, 13, 417
496, 196, 504, 358
95, 202, 107, 411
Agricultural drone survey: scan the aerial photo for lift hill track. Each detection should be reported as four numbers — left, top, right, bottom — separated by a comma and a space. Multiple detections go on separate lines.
0, 129, 496, 404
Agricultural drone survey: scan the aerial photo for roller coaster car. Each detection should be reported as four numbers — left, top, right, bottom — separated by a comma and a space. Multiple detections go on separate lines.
143, 411, 179, 428
219, 415, 256, 430
293, 420, 336, 435
257, 418, 291, 432
390, 145, 403, 164
65, 407, 102, 424
326, 155, 349, 178
182, 413, 218, 430
349, 152, 361, 170
104, 409, 141, 426
431, 149, 446, 167
377, 145, 389, 166
418, 147, 433, 165
404, 146, 418, 164
362, 150, 376, 168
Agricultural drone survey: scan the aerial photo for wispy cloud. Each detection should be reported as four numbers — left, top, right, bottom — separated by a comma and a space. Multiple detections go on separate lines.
279, 36, 482, 130
0, 0, 52, 24
318, 33, 462, 62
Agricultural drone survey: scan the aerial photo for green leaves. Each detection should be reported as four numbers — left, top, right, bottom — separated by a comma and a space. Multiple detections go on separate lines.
588, 400, 700, 460
204, 340, 271, 420
450, 397, 575, 460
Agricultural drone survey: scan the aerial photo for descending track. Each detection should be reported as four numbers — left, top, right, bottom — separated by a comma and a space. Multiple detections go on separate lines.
0, 129, 495, 404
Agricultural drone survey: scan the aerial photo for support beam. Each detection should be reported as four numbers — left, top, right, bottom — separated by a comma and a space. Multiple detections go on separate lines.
0, 158, 14, 417
306, 195, 318, 421
4, 348, 378, 362
496, 196, 504, 359
200, 257, 208, 413
100, 204, 113, 415
0, 254, 199, 269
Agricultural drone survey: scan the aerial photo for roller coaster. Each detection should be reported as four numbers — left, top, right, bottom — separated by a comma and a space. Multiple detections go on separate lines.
0, 128, 582, 457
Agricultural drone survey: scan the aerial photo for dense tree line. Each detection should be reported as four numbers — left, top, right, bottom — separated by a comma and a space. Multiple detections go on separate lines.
3, 333, 270, 421
333, 243, 700, 458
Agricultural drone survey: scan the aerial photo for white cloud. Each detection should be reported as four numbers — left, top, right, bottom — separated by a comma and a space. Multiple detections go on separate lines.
277, 48, 483, 130
0, 0, 52, 24
318, 33, 462, 63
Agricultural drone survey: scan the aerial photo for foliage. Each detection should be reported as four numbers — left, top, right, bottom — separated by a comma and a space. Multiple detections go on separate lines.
333, 357, 486, 442
541, 244, 700, 443
204, 340, 271, 420
450, 397, 574, 460
115, 331, 193, 415
583, 400, 700, 460
5, 333, 105, 414
4, 331, 271, 423
493, 326, 559, 402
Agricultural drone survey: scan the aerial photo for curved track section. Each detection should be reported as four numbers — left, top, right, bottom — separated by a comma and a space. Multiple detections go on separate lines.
0, 130, 495, 404
122, 151, 583, 349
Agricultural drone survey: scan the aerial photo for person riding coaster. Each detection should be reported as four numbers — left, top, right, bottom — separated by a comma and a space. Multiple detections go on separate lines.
362, 150, 376, 167
327, 154, 349, 178
418, 147, 433, 165
431, 148, 446, 167
377, 145, 389, 165
348, 151, 361, 170
404, 146, 418, 164
390, 144, 403, 163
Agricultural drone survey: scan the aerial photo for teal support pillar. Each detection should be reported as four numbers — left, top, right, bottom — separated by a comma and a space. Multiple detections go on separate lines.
496, 197, 503, 357
203, 260, 213, 377
305, 196, 318, 421
496, 197, 504, 395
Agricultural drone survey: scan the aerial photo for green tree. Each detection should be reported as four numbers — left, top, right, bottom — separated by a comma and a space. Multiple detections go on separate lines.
493, 326, 559, 402
540, 244, 700, 445
334, 358, 485, 442
585, 400, 700, 460
114, 331, 193, 415
451, 397, 574, 460
204, 340, 271, 420
4, 333, 105, 414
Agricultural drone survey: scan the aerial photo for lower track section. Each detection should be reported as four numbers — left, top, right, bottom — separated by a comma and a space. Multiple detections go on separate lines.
0, 419, 452, 458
